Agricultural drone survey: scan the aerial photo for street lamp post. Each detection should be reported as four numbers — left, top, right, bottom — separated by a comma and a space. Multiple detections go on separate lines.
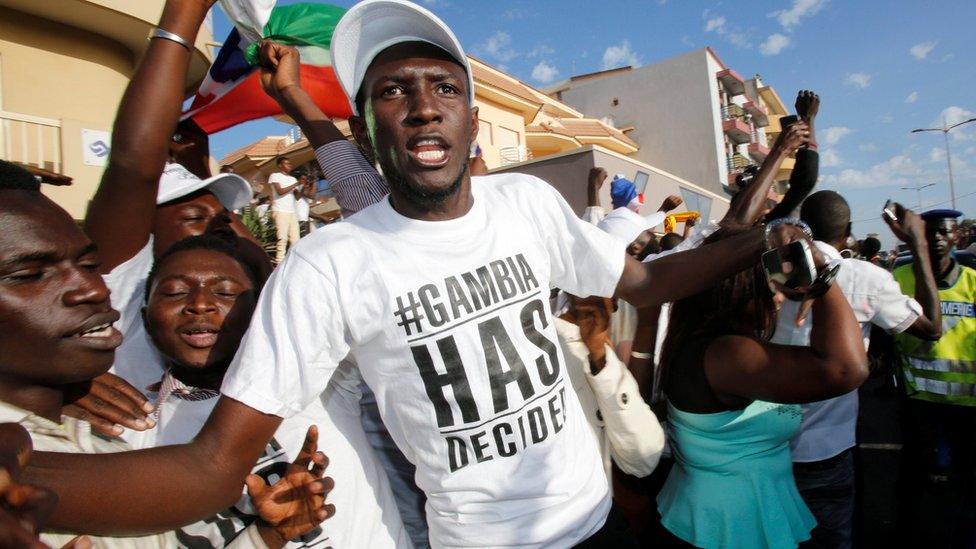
911, 116, 976, 210
901, 183, 936, 209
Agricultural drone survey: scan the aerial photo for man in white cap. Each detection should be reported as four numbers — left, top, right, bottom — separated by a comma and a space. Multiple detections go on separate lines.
30, 1, 783, 545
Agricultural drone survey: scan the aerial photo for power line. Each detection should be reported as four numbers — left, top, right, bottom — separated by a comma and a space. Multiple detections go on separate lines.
850, 189, 976, 224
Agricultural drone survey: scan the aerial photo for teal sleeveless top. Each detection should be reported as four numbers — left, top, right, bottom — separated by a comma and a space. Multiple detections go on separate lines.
657, 400, 816, 548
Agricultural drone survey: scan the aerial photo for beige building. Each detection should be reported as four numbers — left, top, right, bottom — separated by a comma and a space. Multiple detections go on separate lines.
546, 47, 793, 199
0, 0, 214, 218
223, 54, 649, 213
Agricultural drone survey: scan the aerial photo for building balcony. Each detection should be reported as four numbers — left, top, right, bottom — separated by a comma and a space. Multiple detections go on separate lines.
721, 103, 745, 120
722, 117, 752, 144
499, 146, 533, 166
716, 69, 746, 96
727, 153, 751, 171
0, 110, 62, 173
747, 142, 770, 162
742, 100, 769, 127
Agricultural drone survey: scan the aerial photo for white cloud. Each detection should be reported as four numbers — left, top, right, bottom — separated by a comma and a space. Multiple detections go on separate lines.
909, 41, 937, 60
820, 149, 842, 168
880, 113, 894, 123
478, 31, 518, 62
527, 44, 555, 59
820, 154, 923, 189
531, 60, 559, 84
905, 91, 919, 103
859, 143, 881, 152
771, 0, 828, 30
759, 33, 791, 56
705, 16, 726, 33
845, 72, 871, 89
822, 126, 854, 146
934, 105, 976, 127
704, 14, 751, 48
927, 106, 976, 141
930, 147, 946, 163
602, 41, 641, 70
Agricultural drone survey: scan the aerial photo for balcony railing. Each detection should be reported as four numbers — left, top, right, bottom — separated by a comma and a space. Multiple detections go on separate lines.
721, 104, 745, 120
499, 146, 532, 166
727, 153, 751, 171
0, 111, 62, 172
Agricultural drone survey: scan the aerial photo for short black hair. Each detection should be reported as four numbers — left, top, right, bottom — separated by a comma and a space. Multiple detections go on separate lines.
861, 236, 881, 259
801, 190, 851, 243
660, 232, 685, 252
276, 156, 289, 166
145, 235, 264, 302
0, 161, 41, 192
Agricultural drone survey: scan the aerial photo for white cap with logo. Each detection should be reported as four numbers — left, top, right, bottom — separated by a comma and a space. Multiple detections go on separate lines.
157, 163, 253, 211
330, 0, 475, 116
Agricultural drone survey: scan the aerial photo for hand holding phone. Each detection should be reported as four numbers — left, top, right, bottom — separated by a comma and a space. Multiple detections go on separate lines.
883, 199, 897, 222
882, 200, 925, 244
762, 240, 817, 289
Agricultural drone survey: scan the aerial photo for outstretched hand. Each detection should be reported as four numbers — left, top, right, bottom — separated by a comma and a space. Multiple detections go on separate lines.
658, 194, 683, 213
588, 167, 608, 190
882, 201, 925, 245
775, 120, 811, 155
62, 373, 155, 437
247, 426, 334, 547
795, 90, 819, 122
258, 40, 304, 103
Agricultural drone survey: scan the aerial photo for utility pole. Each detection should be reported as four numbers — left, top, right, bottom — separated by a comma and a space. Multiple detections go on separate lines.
912, 116, 976, 209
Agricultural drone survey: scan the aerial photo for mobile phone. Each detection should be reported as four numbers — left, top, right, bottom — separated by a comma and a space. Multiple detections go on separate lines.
780, 115, 799, 132
762, 240, 817, 289
883, 199, 897, 222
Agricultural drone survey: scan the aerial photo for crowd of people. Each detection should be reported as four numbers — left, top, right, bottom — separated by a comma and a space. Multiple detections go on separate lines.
1, 0, 974, 548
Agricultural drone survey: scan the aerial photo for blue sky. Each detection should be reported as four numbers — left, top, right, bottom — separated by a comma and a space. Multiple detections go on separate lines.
208, 0, 976, 249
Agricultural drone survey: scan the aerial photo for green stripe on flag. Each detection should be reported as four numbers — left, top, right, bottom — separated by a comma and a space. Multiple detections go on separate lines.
244, 3, 346, 65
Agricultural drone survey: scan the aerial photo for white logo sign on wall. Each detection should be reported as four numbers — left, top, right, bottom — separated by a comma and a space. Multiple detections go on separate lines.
82, 129, 111, 167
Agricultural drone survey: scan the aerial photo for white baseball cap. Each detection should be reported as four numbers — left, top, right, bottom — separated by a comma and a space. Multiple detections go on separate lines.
157, 163, 252, 211
597, 207, 666, 245
331, 0, 475, 116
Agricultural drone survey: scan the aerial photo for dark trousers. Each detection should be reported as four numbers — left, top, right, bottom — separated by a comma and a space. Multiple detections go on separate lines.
574, 505, 640, 548
795, 450, 855, 549
897, 399, 976, 548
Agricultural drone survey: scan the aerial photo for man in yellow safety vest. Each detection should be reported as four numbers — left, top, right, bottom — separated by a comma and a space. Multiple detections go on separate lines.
893, 208, 976, 547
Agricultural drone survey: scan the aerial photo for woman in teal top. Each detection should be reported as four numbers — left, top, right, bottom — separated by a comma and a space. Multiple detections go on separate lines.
656, 225, 868, 548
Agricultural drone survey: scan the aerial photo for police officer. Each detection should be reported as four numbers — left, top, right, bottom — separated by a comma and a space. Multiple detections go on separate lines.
894, 209, 976, 547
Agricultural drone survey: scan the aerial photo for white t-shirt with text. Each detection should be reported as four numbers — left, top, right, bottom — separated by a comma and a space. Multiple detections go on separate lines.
223, 173, 626, 547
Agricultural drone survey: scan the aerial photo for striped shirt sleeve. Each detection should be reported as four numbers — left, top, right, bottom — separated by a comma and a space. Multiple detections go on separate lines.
314, 140, 389, 216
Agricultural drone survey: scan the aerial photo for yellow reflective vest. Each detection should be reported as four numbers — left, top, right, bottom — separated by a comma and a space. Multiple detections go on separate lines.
893, 261, 976, 406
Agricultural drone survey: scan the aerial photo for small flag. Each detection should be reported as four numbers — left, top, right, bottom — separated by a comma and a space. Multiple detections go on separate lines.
183, 3, 352, 134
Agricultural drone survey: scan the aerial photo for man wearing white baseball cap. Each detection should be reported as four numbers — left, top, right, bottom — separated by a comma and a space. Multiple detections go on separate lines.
33, 1, 774, 545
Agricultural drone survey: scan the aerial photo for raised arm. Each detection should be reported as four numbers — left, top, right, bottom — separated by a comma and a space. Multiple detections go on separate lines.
84, 0, 215, 272
258, 41, 388, 215
884, 204, 942, 340
616, 227, 764, 308
705, 264, 868, 405
766, 90, 820, 221
724, 120, 810, 228
25, 398, 284, 535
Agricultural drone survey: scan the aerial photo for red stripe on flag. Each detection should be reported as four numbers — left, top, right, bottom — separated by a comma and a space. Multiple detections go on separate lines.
189, 65, 352, 134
